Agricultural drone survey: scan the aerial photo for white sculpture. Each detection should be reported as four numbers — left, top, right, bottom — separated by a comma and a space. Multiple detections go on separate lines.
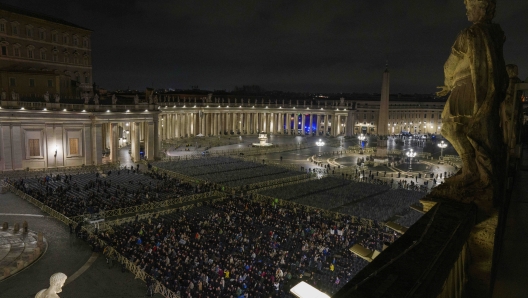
134, 94, 139, 104
54, 93, 60, 103
94, 94, 99, 105
112, 94, 117, 105
35, 272, 67, 298
11, 90, 16, 101
43, 91, 50, 102
1, 90, 6, 100
83, 93, 90, 104
153, 95, 158, 104
148, 94, 153, 104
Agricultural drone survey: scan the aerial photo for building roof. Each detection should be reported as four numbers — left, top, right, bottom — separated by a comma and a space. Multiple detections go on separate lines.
0, 3, 92, 32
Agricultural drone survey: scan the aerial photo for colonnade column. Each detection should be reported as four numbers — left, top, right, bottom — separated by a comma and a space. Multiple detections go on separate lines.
132, 122, 140, 162
309, 114, 314, 136
153, 115, 160, 159
110, 123, 118, 163
324, 114, 328, 136
301, 113, 306, 135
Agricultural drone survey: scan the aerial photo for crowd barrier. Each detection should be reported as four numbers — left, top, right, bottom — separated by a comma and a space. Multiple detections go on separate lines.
4, 184, 77, 229
251, 192, 378, 228
70, 190, 224, 222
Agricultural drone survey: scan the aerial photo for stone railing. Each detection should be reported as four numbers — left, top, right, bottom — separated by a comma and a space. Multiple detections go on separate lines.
0, 100, 158, 112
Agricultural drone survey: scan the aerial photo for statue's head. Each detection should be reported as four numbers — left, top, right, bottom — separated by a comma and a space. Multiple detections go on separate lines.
464, 0, 496, 22
49, 272, 67, 293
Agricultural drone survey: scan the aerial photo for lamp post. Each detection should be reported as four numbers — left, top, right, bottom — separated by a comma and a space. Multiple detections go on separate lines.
358, 134, 366, 148
437, 140, 447, 159
406, 148, 416, 172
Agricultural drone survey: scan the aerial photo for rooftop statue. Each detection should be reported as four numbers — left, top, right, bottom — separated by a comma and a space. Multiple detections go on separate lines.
436, 0, 507, 211
433, 1, 508, 294
35, 272, 67, 298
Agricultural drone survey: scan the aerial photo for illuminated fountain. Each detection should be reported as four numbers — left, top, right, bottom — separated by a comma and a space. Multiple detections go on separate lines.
252, 133, 273, 147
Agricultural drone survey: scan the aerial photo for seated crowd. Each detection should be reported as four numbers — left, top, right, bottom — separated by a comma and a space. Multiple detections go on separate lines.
154, 157, 304, 188
259, 177, 425, 222
9, 168, 210, 217
101, 196, 398, 297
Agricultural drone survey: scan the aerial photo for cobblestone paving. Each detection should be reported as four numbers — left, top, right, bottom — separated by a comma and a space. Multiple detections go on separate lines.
0, 192, 161, 297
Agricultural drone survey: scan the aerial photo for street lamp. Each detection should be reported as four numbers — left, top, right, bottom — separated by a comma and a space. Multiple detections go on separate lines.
358, 134, 366, 148
406, 148, 416, 171
437, 140, 447, 159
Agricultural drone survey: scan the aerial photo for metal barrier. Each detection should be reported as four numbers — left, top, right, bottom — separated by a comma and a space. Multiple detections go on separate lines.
70, 190, 224, 222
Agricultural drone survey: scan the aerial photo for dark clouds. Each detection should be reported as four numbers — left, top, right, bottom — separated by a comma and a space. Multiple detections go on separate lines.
6, 0, 528, 93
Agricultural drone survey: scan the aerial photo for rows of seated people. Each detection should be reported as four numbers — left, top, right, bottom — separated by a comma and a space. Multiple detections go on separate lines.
153, 157, 303, 188
101, 196, 397, 297
9, 168, 210, 217
259, 177, 425, 222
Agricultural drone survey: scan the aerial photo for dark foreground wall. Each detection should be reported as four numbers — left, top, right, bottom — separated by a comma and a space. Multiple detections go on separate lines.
334, 200, 477, 298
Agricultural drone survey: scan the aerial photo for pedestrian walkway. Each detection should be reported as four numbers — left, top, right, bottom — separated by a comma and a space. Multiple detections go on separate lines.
0, 192, 161, 297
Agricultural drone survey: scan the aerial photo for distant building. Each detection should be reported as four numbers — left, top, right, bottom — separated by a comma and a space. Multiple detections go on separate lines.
0, 3, 92, 98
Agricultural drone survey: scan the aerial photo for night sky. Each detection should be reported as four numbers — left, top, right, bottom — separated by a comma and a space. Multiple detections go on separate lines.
5, 0, 528, 93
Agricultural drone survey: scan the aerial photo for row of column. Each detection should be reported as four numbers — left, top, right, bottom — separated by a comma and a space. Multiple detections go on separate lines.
158, 112, 347, 139
101, 117, 160, 163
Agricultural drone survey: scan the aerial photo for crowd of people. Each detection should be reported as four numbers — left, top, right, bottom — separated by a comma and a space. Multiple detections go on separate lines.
9, 168, 207, 217
102, 196, 397, 297
3, 156, 429, 297
154, 157, 303, 188
259, 177, 425, 222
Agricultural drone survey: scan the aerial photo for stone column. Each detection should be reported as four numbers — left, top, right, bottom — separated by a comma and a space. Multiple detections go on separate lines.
309, 114, 314, 136
213, 113, 217, 136
110, 123, 118, 163
185, 113, 192, 137
324, 114, 328, 136
153, 115, 160, 159
301, 113, 306, 135
132, 122, 140, 162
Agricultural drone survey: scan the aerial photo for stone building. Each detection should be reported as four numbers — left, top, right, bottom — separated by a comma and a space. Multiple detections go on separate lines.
0, 3, 92, 99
